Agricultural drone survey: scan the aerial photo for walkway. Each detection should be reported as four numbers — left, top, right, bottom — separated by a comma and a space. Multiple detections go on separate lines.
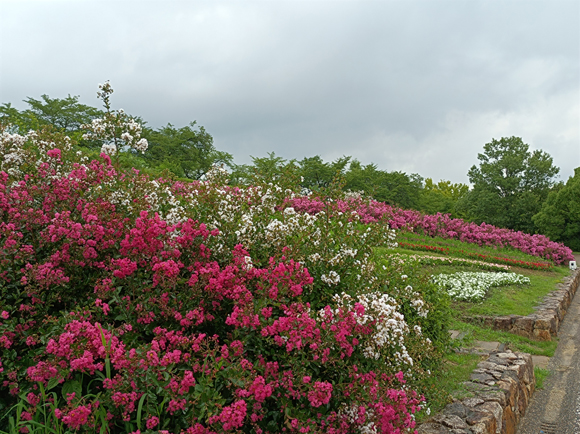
517, 256, 580, 434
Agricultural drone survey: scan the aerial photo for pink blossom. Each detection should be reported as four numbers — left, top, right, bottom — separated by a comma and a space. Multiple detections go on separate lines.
146, 416, 159, 429
307, 381, 333, 407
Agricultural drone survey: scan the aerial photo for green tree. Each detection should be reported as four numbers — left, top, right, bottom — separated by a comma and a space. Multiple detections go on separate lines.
344, 160, 423, 209
458, 136, 560, 233
230, 152, 302, 188
0, 95, 103, 139
420, 178, 469, 217
533, 168, 580, 251
298, 155, 350, 191
143, 122, 232, 180
24, 94, 103, 132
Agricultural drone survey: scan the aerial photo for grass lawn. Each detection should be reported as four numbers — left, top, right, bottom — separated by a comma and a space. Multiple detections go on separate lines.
429, 264, 570, 317
396, 231, 556, 265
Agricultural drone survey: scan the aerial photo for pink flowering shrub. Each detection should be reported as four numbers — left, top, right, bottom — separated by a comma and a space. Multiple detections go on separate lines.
288, 196, 574, 265
0, 123, 435, 433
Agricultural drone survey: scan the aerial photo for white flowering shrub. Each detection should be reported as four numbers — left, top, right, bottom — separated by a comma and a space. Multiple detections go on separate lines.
81, 82, 148, 157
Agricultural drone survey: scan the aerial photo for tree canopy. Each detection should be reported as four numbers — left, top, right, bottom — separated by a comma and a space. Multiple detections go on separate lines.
420, 178, 469, 217
143, 122, 233, 180
0, 95, 103, 138
457, 136, 560, 233
533, 167, 580, 251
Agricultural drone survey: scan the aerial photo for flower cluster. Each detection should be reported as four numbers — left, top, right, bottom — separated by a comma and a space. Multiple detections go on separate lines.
81, 82, 148, 156
289, 196, 573, 264
397, 242, 450, 255
432, 272, 531, 301
456, 251, 553, 270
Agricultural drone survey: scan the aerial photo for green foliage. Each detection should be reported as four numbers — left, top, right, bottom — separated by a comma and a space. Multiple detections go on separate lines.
344, 160, 423, 209
533, 167, 580, 251
0, 95, 103, 143
534, 367, 550, 389
420, 178, 469, 217
230, 152, 302, 188
298, 155, 350, 191
143, 122, 233, 180
458, 136, 560, 233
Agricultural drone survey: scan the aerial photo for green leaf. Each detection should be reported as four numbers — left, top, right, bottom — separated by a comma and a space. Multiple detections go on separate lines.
136, 393, 148, 430
62, 380, 82, 399
47, 377, 60, 391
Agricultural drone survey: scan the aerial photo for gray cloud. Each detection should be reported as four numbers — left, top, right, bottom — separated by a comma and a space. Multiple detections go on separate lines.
1, 0, 578, 184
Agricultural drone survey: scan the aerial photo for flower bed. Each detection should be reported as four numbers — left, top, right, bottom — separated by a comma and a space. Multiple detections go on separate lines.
288, 198, 573, 265
456, 251, 552, 270
396, 242, 450, 255
395, 241, 552, 271
432, 272, 531, 301
388, 253, 511, 272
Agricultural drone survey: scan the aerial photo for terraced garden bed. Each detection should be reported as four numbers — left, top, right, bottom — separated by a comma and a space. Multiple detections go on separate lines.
375, 232, 575, 419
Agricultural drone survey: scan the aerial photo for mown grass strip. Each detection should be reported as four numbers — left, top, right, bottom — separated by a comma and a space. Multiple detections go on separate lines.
449, 318, 558, 356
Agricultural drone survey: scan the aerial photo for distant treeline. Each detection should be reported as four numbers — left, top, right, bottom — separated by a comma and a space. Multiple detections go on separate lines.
2, 94, 578, 250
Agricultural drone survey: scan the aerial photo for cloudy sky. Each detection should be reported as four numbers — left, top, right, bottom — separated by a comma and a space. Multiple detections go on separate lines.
1, 0, 578, 184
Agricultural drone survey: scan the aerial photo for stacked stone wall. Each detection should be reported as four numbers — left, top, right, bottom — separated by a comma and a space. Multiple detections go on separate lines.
468, 269, 580, 341
418, 351, 534, 434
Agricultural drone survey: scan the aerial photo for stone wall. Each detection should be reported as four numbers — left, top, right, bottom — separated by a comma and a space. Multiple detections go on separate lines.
467, 269, 580, 341
418, 351, 534, 434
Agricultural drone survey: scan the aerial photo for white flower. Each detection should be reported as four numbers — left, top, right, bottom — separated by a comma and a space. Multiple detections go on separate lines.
321, 271, 340, 285
432, 271, 530, 301
134, 138, 148, 153
121, 132, 133, 142
100, 143, 117, 156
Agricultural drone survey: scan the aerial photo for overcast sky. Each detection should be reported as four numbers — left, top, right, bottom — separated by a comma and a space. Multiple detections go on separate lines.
1, 0, 578, 184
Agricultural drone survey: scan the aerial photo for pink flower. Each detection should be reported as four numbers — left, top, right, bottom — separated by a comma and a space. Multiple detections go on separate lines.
0, 311, 8, 320
216, 400, 247, 430
146, 416, 159, 429
307, 381, 333, 408
47, 148, 61, 159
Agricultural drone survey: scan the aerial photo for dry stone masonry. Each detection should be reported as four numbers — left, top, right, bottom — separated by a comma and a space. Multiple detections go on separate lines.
468, 269, 580, 341
418, 351, 534, 434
